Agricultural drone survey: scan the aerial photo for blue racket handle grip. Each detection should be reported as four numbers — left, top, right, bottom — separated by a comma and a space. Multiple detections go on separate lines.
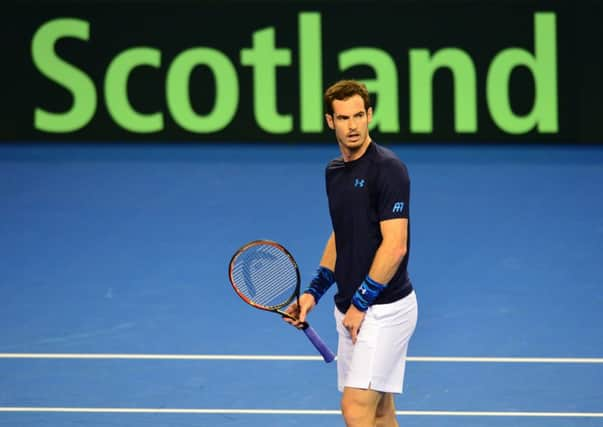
302, 324, 336, 363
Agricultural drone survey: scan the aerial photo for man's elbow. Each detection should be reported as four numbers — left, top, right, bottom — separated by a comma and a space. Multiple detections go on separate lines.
387, 244, 407, 263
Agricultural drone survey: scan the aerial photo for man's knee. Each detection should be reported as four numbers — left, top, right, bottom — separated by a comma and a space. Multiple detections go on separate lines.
341, 394, 370, 425
341, 388, 379, 426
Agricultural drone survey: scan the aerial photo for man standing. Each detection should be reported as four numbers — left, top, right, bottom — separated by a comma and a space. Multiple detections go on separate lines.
286, 79, 418, 426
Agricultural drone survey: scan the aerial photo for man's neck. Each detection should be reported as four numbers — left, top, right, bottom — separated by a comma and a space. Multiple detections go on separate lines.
340, 138, 372, 162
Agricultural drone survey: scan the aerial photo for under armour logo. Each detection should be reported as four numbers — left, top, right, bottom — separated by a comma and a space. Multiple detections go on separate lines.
354, 178, 365, 188
392, 202, 405, 213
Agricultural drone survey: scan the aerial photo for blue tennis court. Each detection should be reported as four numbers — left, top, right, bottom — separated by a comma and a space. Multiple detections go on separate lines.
1, 143, 602, 426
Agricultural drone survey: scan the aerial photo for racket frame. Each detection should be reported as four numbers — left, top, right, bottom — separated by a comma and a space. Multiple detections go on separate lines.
228, 239, 302, 315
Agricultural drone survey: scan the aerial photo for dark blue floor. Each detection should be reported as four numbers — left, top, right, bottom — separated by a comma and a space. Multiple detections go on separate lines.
1, 143, 602, 426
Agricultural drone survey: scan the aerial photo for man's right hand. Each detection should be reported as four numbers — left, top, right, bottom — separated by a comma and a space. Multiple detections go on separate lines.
283, 293, 316, 328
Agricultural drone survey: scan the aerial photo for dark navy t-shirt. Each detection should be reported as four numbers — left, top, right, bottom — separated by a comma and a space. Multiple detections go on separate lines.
325, 142, 413, 312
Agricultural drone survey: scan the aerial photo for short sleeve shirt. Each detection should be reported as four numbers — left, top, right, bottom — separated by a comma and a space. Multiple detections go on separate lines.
325, 142, 413, 312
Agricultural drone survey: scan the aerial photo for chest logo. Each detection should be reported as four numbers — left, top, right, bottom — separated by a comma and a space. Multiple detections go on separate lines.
354, 178, 365, 188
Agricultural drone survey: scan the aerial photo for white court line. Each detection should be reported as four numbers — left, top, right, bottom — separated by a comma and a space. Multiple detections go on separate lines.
1, 353, 603, 363
0, 407, 602, 417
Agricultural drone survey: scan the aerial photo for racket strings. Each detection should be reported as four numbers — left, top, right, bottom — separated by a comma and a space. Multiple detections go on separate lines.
231, 244, 298, 309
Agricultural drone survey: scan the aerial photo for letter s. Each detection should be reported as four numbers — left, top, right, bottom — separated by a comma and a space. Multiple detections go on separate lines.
31, 18, 97, 132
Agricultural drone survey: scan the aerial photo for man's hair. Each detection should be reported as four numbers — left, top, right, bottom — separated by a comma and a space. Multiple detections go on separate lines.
324, 80, 371, 116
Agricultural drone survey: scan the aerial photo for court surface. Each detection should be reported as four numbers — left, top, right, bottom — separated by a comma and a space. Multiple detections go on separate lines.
1, 142, 602, 426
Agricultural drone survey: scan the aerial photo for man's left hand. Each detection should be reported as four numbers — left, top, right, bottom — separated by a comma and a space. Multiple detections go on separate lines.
342, 305, 366, 344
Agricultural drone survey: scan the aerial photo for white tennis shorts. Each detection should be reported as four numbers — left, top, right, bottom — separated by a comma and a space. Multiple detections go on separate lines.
334, 291, 418, 394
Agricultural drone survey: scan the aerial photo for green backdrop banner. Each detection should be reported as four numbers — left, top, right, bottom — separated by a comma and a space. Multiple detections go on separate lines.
3, 1, 602, 143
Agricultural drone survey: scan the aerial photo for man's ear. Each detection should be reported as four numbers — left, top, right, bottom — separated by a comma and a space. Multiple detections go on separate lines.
325, 114, 334, 130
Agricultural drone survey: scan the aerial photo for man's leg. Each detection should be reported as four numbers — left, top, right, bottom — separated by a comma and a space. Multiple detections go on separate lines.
375, 393, 398, 427
341, 387, 382, 427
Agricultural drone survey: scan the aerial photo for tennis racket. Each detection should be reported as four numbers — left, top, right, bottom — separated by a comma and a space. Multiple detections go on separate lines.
228, 239, 336, 363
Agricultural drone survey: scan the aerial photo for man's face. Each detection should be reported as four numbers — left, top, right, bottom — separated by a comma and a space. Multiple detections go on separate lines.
326, 94, 373, 153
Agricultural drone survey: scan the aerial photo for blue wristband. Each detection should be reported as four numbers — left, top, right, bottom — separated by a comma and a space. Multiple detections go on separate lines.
303, 266, 335, 304
351, 275, 386, 312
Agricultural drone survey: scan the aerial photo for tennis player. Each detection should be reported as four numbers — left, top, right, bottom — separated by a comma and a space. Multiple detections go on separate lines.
285, 79, 418, 426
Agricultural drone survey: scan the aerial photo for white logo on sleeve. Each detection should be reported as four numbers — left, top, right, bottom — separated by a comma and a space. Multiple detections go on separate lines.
392, 202, 405, 213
